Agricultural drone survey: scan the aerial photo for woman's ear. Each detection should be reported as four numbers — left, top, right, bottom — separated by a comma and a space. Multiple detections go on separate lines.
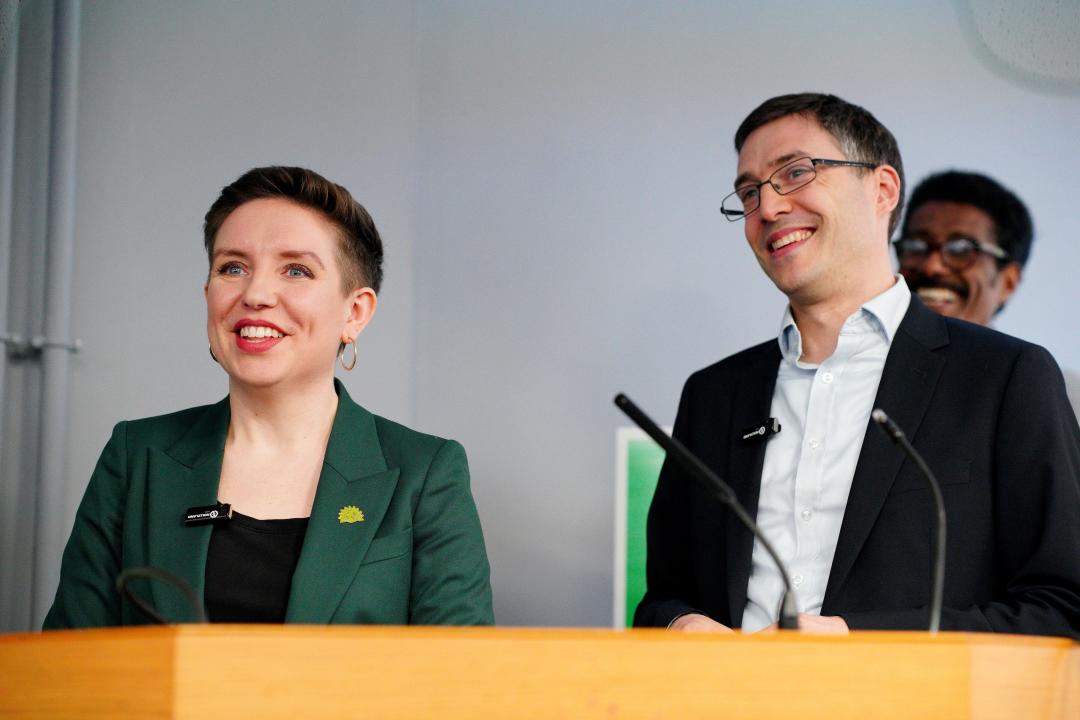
342, 287, 377, 342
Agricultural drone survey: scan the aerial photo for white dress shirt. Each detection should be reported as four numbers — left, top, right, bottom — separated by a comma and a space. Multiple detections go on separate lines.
741, 277, 911, 632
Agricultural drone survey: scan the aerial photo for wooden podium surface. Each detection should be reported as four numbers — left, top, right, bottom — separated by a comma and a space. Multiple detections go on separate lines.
1, 626, 1077, 719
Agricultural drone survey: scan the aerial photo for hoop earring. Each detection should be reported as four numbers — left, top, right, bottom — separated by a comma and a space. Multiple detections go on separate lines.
209, 344, 218, 363
338, 338, 358, 371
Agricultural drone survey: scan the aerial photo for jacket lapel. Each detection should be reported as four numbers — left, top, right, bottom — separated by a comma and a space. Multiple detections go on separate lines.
823, 298, 948, 607
286, 382, 400, 623
146, 399, 230, 622
724, 342, 782, 627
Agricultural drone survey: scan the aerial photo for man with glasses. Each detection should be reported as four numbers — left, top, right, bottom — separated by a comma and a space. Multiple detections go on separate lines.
895, 170, 1079, 417
635, 93, 1080, 638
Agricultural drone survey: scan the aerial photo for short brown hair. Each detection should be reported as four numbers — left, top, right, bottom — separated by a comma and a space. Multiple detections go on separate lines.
734, 93, 905, 236
204, 166, 384, 293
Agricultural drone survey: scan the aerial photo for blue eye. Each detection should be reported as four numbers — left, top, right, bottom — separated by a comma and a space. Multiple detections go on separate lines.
217, 262, 246, 276
285, 264, 313, 278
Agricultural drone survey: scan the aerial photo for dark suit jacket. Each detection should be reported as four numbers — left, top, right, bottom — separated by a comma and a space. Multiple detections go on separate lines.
635, 298, 1080, 637
44, 381, 494, 628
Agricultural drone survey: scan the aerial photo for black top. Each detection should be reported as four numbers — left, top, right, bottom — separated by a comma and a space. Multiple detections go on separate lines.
204, 511, 309, 623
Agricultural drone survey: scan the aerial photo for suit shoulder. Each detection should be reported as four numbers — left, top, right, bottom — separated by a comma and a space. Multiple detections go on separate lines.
686, 339, 778, 388
941, 316, 1032, 351
940, 317, 1057, 367
371, 413, 463, 467
120, 401, 225, 445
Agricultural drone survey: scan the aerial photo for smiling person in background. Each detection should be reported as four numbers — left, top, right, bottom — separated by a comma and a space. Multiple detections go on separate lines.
45, 166, 493, 628
895, 170, 1079, 418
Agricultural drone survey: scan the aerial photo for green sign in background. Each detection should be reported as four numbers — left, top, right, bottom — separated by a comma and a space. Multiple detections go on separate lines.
623, 438, 666, 627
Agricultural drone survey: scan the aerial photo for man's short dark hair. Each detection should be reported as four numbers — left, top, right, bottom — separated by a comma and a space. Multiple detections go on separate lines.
204, 166, 384, 293
902, 171, 1034, 269
734, 93, 905, 236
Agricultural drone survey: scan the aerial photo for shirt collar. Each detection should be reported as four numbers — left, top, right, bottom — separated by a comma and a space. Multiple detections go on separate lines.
860, 274, 911, 343
777, 275, 912, 363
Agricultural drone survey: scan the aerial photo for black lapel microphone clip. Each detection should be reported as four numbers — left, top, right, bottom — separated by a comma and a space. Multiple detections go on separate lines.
184, 502, 233, 526
741, 417, 781, 443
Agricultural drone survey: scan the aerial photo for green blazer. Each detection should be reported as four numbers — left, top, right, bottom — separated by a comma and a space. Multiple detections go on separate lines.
44, 381, 494, 628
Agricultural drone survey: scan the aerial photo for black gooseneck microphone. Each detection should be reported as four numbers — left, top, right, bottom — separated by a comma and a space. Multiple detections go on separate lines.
117, 566, 208, 624
614, 393, 799, 630
871, 408, 946, 634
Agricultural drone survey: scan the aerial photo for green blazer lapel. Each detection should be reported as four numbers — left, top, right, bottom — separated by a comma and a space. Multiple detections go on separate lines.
286, 383, 400, 623
146, 398, 230, 623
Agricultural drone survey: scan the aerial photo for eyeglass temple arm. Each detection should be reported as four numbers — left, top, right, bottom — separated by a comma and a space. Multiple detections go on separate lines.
812, 158, 877, 169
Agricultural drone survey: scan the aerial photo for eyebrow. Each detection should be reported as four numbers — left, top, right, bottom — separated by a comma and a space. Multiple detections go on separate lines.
279, 250, 326, 270
212, 248, 326, 270
733, 150, 812, 190
212, 248, 249, 262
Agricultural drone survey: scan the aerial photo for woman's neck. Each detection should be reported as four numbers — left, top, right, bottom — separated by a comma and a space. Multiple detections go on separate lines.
226, 376, 340, 451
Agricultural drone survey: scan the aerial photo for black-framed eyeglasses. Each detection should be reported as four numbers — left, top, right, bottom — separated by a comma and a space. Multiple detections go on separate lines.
893, 236, 1009, 272
721, 156, 878, 221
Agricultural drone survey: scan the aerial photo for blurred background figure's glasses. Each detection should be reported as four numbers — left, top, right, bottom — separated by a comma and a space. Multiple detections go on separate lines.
893, 236, 1009, 271
721, 156, 877, 221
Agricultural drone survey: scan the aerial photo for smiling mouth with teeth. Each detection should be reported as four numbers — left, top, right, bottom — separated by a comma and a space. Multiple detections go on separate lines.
770, 229, 814, 252
916, 287, 963, 307
909, 273, 969, 312
238, 325, 285, 339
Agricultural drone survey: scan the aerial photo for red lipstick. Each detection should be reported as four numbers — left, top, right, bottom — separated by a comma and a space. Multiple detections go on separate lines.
232, 319, 287, 354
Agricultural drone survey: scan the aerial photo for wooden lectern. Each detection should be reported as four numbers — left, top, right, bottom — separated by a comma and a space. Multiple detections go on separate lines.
1, 626, 1077, 718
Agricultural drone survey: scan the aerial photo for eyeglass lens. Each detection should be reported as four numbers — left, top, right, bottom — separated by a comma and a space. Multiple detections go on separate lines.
895, 238, 979, 270
725, 158, 817, 217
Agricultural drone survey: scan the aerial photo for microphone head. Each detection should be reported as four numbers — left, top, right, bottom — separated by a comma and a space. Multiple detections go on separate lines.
871, 408, 905, 443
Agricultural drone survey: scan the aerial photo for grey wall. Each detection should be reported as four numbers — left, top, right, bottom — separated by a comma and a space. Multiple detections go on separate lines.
4, 0, 1078, 630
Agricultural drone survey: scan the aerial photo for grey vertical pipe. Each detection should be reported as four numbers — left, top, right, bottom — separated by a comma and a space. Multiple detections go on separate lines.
32, 0, 81, 627
0, 0, 20, 415
0, 0, 22, 630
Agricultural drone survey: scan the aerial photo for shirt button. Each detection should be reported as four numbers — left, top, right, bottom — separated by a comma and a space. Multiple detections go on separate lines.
793, 574, 804, 586
808, 439, 821, 450
801, 509, 812, 521
822, 371, 834, 384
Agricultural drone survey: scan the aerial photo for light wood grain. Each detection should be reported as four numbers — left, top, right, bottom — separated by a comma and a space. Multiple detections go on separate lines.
1, 626, 1076, 719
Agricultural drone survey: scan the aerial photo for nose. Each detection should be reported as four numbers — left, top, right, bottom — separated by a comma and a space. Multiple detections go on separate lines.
919, 245, 951, 276
241, 269, 278, 309
756, 182, 791, 222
